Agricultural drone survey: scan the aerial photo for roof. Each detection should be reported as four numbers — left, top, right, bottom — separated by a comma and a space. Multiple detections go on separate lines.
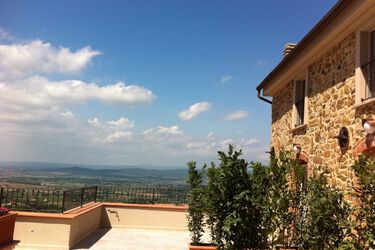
256, 0, 354, 92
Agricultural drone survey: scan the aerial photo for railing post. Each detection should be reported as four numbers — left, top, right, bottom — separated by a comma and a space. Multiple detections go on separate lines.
80, 188, 85, 208
94, 186, 98, 203
62, 191, 66, 213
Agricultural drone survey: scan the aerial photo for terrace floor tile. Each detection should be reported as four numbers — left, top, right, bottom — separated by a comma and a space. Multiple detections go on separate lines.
73, 227, 190, 250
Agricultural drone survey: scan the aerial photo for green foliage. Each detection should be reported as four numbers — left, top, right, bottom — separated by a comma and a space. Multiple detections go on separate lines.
250, 150, 296, 248
187, 145, 359, 250
351, 155, 375, 249
205, 162, 223, 246
186, 161, 205, 245
209, 145, 262, 250
298, 167, 352, 250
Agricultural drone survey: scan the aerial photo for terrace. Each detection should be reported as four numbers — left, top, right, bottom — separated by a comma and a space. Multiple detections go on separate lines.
0, 186, 192, 250
6, 203, 189, 250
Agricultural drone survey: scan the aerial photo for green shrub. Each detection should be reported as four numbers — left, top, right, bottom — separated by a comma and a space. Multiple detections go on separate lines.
187, 161, 205, 245
351, 155, 375, 249
213, 145, 260, 249
298, 168, 352, 250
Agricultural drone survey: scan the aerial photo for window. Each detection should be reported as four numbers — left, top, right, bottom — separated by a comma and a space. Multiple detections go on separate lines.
294, 80, 306, 127
362, 30, 375, 100
356, 29, 375, 103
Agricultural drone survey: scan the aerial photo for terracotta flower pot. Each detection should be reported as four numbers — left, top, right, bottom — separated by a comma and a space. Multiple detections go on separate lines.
188, 243, 217, 250
0, 213, 17, 246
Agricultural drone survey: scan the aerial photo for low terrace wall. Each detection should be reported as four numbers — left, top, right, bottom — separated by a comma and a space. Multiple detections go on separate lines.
12, 203, 188, 250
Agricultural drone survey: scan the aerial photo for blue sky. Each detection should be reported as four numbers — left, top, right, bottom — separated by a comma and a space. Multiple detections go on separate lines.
0, 0, 337, 167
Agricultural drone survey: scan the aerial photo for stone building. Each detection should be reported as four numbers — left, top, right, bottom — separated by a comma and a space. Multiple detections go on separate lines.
256, 0, 375, 191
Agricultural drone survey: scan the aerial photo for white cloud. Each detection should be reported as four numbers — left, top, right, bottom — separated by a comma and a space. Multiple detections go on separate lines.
184, 136, 263, 159
143, 125, 183, 137
206, 132, 215, 139
0, 40, 101, 79
60, 111, 74, 118
104, 131, 132, 143
224, 110, 249, 121
0, 28, 15, 41
178, 102, 212, 121
245, 138, 260, 145
220, 75, 232, 83
157, 125, 182, 135
108, 117, 134, 129
0, 34, 268, 165
0, 76, 155, 107
88, 117, 101, 126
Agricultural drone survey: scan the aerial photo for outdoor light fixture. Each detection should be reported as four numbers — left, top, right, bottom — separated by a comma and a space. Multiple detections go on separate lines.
334, 127, 349, 149
362, 119, 375, 134
292, 143, 301, 154
265, 147, 275, 157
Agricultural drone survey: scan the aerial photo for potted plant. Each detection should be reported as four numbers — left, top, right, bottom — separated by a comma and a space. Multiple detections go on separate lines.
0, 207, 17, 246
188, 145, 265, 250
187, 161, 216, 250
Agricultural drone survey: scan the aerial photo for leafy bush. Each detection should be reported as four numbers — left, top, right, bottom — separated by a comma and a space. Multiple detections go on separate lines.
209, 145, 261, 250
298, 168, 352, 249
251, 150, 307, 249
351, 155, 375, 249
186, 145, 359, 250
187, 161, 205, 245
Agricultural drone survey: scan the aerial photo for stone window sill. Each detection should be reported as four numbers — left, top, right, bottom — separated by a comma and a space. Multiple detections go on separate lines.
290, 124, 308, 133
353, 97, 375, 110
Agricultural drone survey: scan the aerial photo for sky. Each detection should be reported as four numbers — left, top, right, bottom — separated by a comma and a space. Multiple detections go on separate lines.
0, 0, 337, 167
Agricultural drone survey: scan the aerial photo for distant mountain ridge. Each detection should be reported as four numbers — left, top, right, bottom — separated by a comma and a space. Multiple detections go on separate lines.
0, 162, 188, 187
37, 166, 188, 179
0, 162, 188, 181
0, 161, 185, 170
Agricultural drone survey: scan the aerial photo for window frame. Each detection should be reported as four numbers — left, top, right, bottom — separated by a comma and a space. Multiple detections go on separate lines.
355, 28, 375, 106
292, 72, 309, 129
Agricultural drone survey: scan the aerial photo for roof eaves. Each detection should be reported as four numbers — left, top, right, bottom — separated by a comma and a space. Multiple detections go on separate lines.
256, 0, 354, 92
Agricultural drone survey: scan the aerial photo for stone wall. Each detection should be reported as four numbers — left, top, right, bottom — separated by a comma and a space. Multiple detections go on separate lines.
271, 32, 361, 191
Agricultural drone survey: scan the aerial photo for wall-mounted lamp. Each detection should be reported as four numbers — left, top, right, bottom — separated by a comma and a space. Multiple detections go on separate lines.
334, 127, 349, 149
292, 143, 301, 154
265, 147, 275, 157
362, 119, 375, 134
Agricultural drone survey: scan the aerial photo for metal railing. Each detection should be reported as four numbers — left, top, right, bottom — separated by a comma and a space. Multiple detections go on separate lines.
61, 186, 97, 212
361, 59, 375, 101
0, 185, 188, 213
0, 187, 63, 213
97, 185, 189, 205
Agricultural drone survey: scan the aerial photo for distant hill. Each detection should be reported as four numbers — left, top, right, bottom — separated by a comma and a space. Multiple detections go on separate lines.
36, 166, 188, 179
0, 161, 188, 187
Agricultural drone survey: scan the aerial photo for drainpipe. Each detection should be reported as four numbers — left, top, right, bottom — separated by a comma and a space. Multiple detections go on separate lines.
257, 89, 272, 105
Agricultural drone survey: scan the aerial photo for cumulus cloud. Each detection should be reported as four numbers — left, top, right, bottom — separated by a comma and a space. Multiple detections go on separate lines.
220, 75, 232, 83
0, 32, 268, 165
88, 117, 101, 127
178, 102, 212, 121
104, 131, 133, 143
143, 126, 183, 137
60, 111, 74, 118
0, 40, 101, 79
223, 110, 249, 121
0, 76, 155, 107
184, 133, 263, 159
0, 28, 15, 41
108, 117, 134, 129
245, 138, 260, 145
